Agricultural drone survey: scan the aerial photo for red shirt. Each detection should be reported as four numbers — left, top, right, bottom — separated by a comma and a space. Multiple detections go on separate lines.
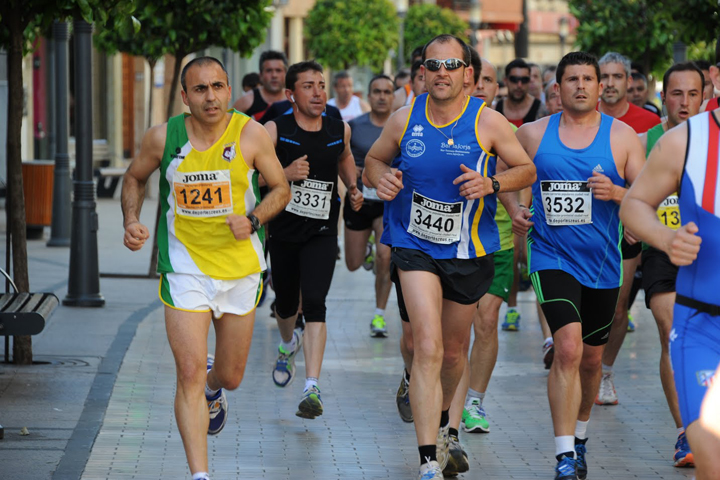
616, 102, 661, 133
705, 97, 719, 112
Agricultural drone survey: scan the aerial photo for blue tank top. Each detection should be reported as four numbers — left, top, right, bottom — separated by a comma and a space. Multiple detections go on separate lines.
676, 112, 720, 306
384, 94, 499, 259
528, 112, 624, 289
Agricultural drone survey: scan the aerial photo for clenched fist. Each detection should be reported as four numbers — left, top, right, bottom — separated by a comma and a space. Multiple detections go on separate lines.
124, 222, 150, 251
226, 214, 253, 240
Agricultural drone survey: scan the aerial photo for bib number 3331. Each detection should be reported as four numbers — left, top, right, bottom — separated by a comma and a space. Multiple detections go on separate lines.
174, 170, 233, 217
541, 180, 592, 225
287, 179, 333, 220
408, 191, 463, 244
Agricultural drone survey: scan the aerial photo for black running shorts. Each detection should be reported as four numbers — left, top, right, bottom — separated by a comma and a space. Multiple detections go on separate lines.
641, 246, 678, 308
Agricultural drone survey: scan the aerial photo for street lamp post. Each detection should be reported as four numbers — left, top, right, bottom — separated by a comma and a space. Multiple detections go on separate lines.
558, 16, 569, 58
397, 0, 408, 71
469, 0, 482, 48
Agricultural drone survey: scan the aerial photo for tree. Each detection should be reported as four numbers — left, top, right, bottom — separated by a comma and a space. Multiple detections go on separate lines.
568, 0, 676, 77
403, 4, 468, 62
0, 0, 136, 364
669, 0, 720, 47
305, 0, 399, 71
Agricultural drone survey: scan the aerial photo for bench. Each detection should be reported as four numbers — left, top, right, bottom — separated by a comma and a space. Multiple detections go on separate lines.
94, 167, 126, 198
0, 269, 59, 440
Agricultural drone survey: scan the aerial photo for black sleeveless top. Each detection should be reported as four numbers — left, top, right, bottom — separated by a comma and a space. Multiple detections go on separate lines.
246, 88, 270, 121
496, 97, 542, 126
269, 114, 345, 242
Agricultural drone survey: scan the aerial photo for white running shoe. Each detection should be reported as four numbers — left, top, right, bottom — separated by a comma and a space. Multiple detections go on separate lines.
595, 371, 618, 405
418, 460, 444, 480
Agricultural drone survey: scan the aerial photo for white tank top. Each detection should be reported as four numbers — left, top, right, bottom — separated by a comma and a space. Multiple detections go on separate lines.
328, 95, 364, 121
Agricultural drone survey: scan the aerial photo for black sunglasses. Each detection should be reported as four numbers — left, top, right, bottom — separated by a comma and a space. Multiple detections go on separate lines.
508, 75, 531, 84
423, 58, 467, 72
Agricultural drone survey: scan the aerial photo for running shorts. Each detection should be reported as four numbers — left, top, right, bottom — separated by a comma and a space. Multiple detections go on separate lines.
621, 236, 642, 260
159, 272, 262, 317
343, 195, 384, 231
641, 246, 678, 308
487, 248, 514, 302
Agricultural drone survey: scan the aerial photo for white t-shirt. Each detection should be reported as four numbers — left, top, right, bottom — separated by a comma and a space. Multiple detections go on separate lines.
328, 95, 364, 121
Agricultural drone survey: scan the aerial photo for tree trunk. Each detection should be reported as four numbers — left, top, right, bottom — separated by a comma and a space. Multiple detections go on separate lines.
146, 58, 156, 130
6, 16, 32, 364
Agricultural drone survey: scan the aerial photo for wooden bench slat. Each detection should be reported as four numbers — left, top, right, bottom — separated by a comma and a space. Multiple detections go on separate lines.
19, 293, 45, 313
0, 292, 57, 336
0, 294, 16, 311
2, 293, 30, 313
34, 294, 59, 319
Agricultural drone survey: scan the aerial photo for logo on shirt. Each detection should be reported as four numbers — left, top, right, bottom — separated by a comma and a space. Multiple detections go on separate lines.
171, 146, 186, 160
593, 164, 604, 173
222, 143, 236, 162
406, 139, 426, 158
411, 124, 424, 137
546, 182, 584, 192
697, 370, 716, 387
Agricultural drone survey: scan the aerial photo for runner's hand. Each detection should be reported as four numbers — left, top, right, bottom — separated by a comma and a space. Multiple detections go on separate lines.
512, 207, 534, 237
124, 222, 149, 251
348, 185, 363, 211
587, 171, 615, 201
454, 164, 493, 199
667, 222, 701, 266
377, 170, 403, 201
226, 214, 252, 240
285, 155, 309, 182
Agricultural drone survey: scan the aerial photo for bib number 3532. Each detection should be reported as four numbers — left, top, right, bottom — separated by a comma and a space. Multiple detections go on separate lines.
407, 191, 463, 244
286, 179, 333, 220
541, 180, 592, 226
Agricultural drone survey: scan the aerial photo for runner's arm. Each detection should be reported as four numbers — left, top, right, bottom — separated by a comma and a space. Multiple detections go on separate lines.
232, 90, 254, 113
122, 124, 165, 228
482, 109, 536, 192
365, 108, 406, 186
337, 122, 357, 190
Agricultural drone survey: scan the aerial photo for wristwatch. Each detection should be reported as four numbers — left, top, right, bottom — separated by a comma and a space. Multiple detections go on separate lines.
247, 214, 261, 233
489, 176, 500, 193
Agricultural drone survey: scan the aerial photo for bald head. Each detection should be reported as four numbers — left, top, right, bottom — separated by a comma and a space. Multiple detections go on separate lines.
474, 58, 499, 105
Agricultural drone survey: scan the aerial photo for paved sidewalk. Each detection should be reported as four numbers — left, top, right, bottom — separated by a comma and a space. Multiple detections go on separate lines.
0, 198, 696, 479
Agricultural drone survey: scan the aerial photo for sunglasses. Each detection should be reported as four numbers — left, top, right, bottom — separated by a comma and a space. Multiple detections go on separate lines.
423, 58, 467, 72
508, 75, 531, 84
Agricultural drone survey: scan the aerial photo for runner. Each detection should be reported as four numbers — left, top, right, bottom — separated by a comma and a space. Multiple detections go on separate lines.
121, 57, 290, 480
620, 56, 720, 480
627, 72, 662, 116
365, 34, 536, 480
495, 58, 543, 128
529, 62, 545, 102
232, 50, 288, 121
328, 71, 370, 121
594, 52, 661, 405
263, 60, 363, 419
545, 80, 563, 115
509, 51, 644, 480
344, 74, 395, 337
393, 60, 427, 111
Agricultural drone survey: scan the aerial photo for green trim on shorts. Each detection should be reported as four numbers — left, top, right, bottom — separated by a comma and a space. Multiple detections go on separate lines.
531, 271, 582, 322
487, 248, 514, 302
159, 274, 175, 307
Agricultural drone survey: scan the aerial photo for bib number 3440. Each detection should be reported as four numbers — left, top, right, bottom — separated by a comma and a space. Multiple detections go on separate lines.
407, 191, 463, 244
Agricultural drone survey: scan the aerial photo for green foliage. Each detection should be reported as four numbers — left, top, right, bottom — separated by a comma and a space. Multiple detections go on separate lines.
687, 40, 717, 63
403, 4, 468, 61
669, 0, 720, 46
306, 0, 399, 71
568, 0, 675, 77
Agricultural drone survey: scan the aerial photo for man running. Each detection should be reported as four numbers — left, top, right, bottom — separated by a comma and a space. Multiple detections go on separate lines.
344, 74, 395, 337
328, 71, 370, 121
627, 72, 662, 117
495, 58, 543, 128
233, 50, 288, 121
620, 56, 720, 480
264, 61, 362, 419
365, 35, 536, 480
509, 51, 644, 480
393, 60, 427, 111
121, 57, 290, 480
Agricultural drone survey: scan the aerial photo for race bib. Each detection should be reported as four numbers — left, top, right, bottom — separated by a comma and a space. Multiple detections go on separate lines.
541, 180, 592, 225
657, 194, 681, 230
173, 170, 233, 217
407, 191, 463, 244
363, 186, 381, 202
286, 179, 333, 220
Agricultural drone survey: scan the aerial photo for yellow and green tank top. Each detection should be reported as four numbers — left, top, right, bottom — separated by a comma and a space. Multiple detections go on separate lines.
157, 110, 266, 279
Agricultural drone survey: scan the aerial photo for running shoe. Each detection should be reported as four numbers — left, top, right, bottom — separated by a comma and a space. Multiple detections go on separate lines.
436, 425, 450, 470
555, 456, 578, 480
443, 434, 469, 476
673, 431, 695, 467
543, 339, 555, 370
418, 461, 443, 480
370, 314, 387, 337
594, 371, 618, 405
627, 312, 636, 332
272, 330, 302, 388
501, 307, 520, 331
363, 235, 375, 271
462, 399, 490, 433
206, 355, 228, 435
296, 385, 324, 419
396, 372, 413, 423
575, 439, 588, 479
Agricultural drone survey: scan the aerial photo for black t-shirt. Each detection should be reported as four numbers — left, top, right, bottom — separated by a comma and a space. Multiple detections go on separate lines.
245, 88, 269, 121
268, 114, 346, 242
259, 101, 343, 125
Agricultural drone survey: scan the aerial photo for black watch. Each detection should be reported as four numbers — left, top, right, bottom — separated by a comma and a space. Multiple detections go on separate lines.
489, 176, 500, 193
247, 214, 261, 233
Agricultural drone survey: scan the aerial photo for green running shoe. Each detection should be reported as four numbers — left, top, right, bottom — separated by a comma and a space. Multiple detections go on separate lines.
370, 314, 387, 337
501, 307, 520, 331
296, 385, 324, 419
462, 399, 490, 433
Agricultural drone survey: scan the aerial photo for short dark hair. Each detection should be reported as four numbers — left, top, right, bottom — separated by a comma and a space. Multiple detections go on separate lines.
663, 62, 704, 96
333, 71, 351, 86
556, 51, 600, 84
421, 34, 471, 67
259, 50, 288, 72
410, 60, 423, 81
694, 59, 711, 71
394, 68, 410, 88
630, 72, 647, 84
180, 56, 229, 92
368, 74, 394, 94
470, 47, 481, 86
285, 60, 324, 91
242, 72, 260, 90
505, 58, 530, 78
411, 46, 424, 62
